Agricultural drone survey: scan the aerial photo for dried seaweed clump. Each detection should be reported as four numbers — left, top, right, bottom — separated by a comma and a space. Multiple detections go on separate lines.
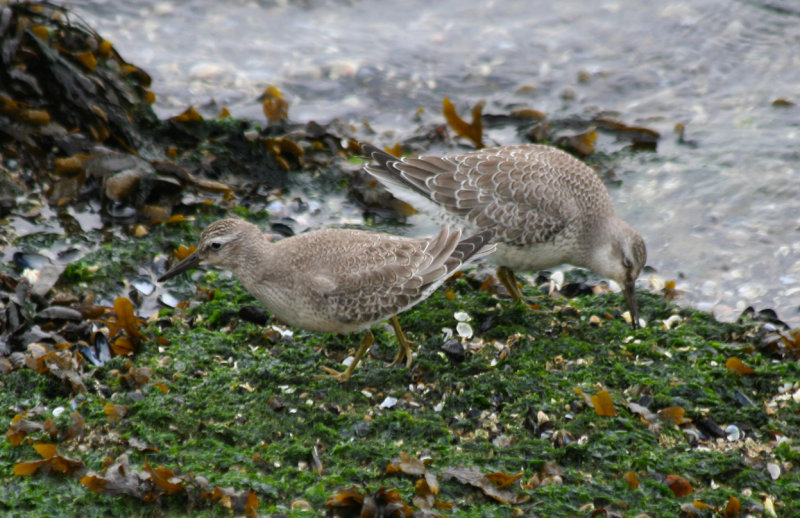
0, 1, 158, 171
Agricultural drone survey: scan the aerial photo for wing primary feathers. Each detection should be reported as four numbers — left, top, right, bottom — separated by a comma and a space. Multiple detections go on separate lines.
362, 144, 436, 202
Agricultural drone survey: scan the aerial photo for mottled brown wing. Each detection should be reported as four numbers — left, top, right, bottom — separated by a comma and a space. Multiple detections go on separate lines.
314, 228, 449, 325
363, 144, 581, 247
316, 227, 493, 326
396, 149, 579, 246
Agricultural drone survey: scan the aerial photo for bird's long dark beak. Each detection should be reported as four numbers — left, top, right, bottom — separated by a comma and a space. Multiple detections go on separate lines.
624, 280, 639, 329
158, 252, 201, 282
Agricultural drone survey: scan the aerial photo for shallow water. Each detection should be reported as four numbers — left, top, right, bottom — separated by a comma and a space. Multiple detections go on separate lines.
64, 0, 800, 325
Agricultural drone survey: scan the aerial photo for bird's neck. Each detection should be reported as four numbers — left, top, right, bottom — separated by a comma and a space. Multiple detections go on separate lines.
228, 233, 275, 289
582, 216, 623, 279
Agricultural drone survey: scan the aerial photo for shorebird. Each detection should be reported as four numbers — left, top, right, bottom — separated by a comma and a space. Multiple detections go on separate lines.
361, 143, 647, 327
158, 219, 495, 381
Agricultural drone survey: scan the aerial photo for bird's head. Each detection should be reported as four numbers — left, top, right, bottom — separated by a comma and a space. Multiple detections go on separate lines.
589, 219, 647, 328
158, 219, 261, 281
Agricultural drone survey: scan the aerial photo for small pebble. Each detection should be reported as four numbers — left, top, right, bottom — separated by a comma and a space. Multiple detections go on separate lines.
352, 421, 371, 437
290, 499, 313, 511
239, 305, 269, 326
36, 306, 83, 321
188, 62, 224, 80
441, 339, 466, 362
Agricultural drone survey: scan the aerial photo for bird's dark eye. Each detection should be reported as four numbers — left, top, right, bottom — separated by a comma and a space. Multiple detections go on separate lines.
210, 242, 222, 250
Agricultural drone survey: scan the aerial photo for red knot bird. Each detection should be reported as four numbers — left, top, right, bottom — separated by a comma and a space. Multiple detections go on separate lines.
361, 143, 647, 327
158, 219, 495, 381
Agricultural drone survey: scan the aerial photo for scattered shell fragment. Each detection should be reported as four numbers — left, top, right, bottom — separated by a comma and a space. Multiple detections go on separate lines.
131, 277, 155, 296
158, 292, 180, 308
725, 424, 741, 441
649, 274, 666, 291
379, 396, 398, 409
662, 314, 682, 330
622, 311, 647, 328
441, 327, 454, 340
94, 332, 111, 365
133, 224, 149, 237
456, 322, 473, 339
36, 306, 83, 321
22, 268, 40, 285
13, 251, 49, 270
268, 325, 293, 339
548, 271, 565, 293
764, 495, 777, 517
767, 462, 780, 480
454, 311, 471, 322
79, 343, 103, 366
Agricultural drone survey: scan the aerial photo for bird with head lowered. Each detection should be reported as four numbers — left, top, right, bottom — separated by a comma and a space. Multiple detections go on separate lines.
361, 143, 647, 327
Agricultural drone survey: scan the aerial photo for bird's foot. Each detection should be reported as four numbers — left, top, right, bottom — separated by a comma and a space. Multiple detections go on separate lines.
388, 338, 416, 369
314, 366, 353, 383
497, 266, 525, 302
388, 315, 415, 369
313, 330, 374, 383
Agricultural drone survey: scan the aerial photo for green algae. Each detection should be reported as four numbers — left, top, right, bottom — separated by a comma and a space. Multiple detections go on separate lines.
12, 229, 799, 517
0, 105, 796, 518
4, 243, 797, 517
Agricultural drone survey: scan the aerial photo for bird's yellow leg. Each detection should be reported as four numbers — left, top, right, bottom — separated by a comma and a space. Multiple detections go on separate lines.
388, 315, 415, 369
497, 266, 525, 302
317, 330, 374, 383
